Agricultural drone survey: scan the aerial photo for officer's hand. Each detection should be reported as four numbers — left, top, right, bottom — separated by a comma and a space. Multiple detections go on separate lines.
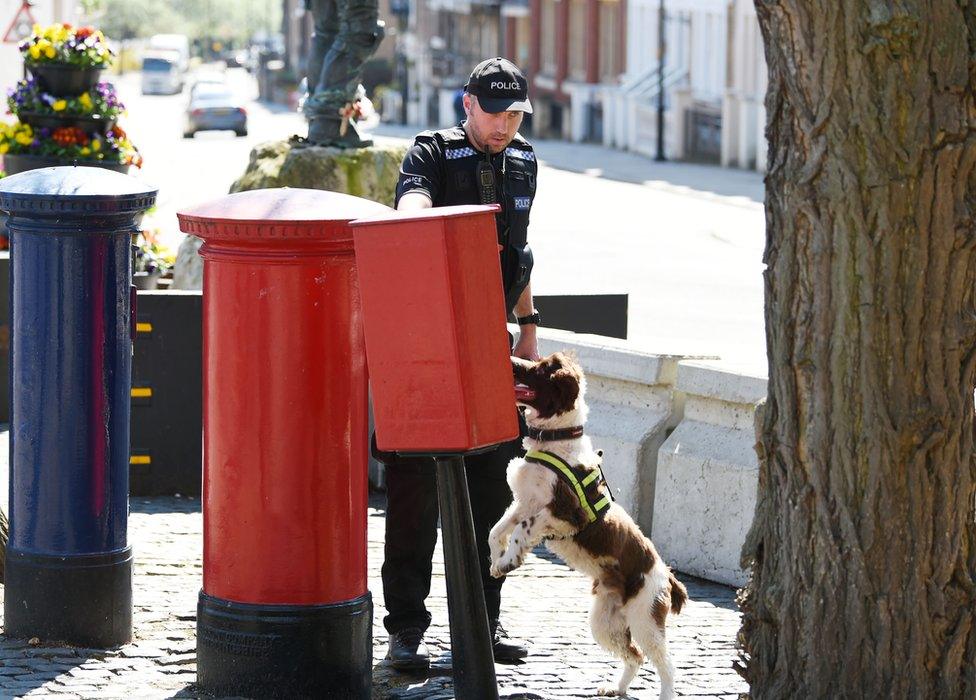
512, 326, 540, 361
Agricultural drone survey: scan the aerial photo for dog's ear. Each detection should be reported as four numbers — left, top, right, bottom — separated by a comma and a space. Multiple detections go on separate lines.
512, 356, 532, 380
551, 367, 580, 409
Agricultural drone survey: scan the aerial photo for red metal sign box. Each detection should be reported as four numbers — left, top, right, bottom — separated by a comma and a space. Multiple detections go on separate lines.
352, 205, 519, 453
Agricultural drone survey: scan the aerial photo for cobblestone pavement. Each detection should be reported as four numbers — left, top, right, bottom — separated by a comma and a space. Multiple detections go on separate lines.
0, 496, 747, 699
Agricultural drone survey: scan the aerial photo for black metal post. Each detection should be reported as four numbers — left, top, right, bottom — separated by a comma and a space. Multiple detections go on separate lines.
655, 0, 667, 162
398, 8, 409, 125
435, 455, 500, 700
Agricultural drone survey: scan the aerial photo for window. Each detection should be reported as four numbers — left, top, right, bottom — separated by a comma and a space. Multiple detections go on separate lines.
599, 0, 621, 81
541, 0, 558, 76
568, 0, 587, 81
516, 16, 530, 69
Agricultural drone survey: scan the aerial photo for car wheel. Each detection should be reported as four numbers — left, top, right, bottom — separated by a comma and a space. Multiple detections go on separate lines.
183, 130, 195, 139
235, 129, 248, 137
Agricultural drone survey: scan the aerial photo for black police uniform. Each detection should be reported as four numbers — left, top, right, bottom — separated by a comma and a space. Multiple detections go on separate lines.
380, 123, 537, 638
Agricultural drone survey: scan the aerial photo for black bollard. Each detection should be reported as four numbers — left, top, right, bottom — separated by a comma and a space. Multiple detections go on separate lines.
435, 455, 500, 700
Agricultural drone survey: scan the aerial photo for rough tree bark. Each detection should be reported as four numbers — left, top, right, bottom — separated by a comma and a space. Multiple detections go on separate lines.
738, 1, 976, 697
0, 507, 6, 582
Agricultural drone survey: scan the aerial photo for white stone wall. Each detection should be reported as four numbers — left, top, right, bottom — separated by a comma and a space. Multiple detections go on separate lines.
537, 330, 687, 534
654, 361, 766, 587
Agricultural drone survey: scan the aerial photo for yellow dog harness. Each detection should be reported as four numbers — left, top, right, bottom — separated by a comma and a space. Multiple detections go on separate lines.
525, 450, 612, 523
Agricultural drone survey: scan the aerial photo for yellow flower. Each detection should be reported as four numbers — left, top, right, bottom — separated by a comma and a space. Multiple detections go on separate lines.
0, 143, 8, 155
44, 46, 56, 59
79, 93, 93, 110
42, 24, 65, 42
13, 124, 33, 145
31, 23, 41, 35
80, 147, 91, 156
91, 139, 101, 152
28, 44, 41, 60
52, 100, 67, 112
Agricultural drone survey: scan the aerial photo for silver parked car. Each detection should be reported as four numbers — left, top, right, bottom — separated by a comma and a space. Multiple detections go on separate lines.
183, 83, 248, 138
141, 52, 184, 95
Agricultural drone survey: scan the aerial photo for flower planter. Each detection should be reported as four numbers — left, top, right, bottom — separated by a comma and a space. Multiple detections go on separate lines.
133, 270, 161, 290
1, 153, 130, 175
17, 111, 117, 134
28, 63, 103, 96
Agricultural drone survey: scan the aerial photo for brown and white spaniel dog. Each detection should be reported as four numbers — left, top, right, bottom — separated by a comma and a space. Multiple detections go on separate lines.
489, 352, 687, 699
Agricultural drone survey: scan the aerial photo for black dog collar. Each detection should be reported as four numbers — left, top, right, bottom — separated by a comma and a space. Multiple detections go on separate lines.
527, 425, 584, 442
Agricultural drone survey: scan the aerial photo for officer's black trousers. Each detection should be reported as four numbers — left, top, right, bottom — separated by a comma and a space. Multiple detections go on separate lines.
381, 431, 524, 636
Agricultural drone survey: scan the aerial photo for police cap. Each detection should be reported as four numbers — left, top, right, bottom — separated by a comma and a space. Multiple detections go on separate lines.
465, 57, 533, 114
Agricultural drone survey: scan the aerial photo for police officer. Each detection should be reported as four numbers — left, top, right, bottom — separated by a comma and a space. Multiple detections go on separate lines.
381, 57, 541, 672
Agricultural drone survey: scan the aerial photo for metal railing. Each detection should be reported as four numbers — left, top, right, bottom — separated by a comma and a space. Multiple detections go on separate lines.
618, 62, 689, 106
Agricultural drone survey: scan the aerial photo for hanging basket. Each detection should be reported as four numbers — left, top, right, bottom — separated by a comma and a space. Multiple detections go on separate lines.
1, 153, 130, 176
27, 63, 103, 96
16, 111, 117, 134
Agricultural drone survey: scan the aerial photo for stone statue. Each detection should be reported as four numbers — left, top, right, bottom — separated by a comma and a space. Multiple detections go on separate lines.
303, 0, 385, 147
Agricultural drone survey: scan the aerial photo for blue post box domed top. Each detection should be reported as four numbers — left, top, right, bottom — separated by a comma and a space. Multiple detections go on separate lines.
0, 166, 157, 220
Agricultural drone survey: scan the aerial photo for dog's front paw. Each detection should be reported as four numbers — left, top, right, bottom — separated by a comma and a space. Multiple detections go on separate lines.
489, 563, 506, 579
493, 554, 524, 577
489, 540, 505, 564
596, 686, 623, 697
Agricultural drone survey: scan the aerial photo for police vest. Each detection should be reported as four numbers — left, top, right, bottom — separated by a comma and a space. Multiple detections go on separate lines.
525, 450, 612, 525
419, 126, 537, 313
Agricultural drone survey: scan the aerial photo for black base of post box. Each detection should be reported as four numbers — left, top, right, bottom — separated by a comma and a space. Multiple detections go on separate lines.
3, 547, 133, 647
197, 590, 372, 699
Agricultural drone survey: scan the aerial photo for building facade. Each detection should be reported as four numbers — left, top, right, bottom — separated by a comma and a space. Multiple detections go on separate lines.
603, 0, 767, 170
527, 0, 627, 141
720, 0, 766, 170
274, 0, 769, 170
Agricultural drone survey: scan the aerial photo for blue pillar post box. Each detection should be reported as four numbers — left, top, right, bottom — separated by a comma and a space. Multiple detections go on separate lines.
0, 167, 157, 647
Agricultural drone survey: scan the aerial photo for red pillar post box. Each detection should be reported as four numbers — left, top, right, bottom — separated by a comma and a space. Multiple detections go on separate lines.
177, 188, 390, 699
352, 205, 520, 699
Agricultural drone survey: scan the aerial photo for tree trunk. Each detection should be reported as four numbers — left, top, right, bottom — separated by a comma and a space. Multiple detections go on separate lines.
738, 1, 976, 697
1, 506, 7, 583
